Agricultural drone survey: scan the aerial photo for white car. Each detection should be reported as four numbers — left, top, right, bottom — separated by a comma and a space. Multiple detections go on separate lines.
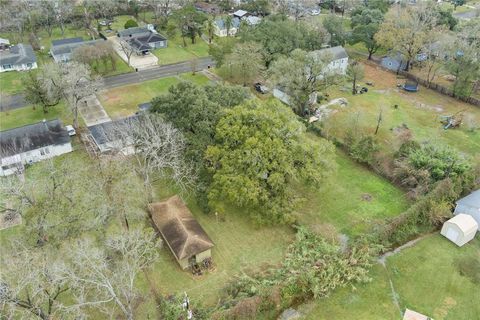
310, 8, 321, 15
65, 125, 76, 136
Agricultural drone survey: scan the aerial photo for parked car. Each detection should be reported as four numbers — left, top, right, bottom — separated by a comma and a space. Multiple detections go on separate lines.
254, 82, 269, 94
310, 8, 321, 15
65, 125, 76, 136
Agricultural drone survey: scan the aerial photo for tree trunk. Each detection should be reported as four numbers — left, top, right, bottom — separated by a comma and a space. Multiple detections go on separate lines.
352, 77, 356, 95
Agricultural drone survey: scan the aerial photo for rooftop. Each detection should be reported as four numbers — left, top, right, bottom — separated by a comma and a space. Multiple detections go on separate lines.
50, 38, 104, 57
215, 17, 241, 30
311, 46, 348, 61
0, 119, 70, 157
0, 44, 36, 66
457, 189, 480, 208
149, 195, 214, 261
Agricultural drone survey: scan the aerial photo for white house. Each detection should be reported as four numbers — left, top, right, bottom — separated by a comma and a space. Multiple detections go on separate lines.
310, 46, 349, 75
0, 119, 73, 176
0, 44, 37, 73
50, 37, 107, 62
441, 214, 478, 247
454, 189, 480, 225
214, 17, 241, 37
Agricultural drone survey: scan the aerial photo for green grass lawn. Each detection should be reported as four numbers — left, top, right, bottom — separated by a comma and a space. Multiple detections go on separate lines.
99, 77, 181, 119
0, 71, 25, 95
153, 36, 210, 65
0, 102, 72, 131
179, 72, 211, 86
323, 63, 480, 158
109, 15, 140, 32
301, 234, 480, 320
297, 139, 410, 236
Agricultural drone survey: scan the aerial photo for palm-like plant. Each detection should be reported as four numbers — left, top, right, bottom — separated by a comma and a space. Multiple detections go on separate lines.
225, 15, 233, 37
204, 17, 215, 44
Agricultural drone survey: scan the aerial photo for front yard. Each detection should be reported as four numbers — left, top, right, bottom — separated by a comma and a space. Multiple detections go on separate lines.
0, 102, 72, 131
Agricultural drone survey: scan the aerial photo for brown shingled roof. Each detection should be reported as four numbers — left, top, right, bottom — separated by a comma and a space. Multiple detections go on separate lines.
149, 196, 214, 261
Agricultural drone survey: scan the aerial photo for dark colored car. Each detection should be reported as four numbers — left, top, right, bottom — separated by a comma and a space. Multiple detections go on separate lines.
254, 83, 269, 94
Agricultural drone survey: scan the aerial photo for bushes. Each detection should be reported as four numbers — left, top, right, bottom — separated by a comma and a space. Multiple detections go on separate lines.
124, 19, 138, 29
344, 132, 379, 165
218, 227, 377, 318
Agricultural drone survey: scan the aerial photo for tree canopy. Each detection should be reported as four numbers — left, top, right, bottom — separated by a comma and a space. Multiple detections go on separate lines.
205, 102, 336, 224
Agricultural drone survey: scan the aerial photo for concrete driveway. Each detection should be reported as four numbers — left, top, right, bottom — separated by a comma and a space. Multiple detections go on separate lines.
109, 37, 158, 70
78, 95, 111, 126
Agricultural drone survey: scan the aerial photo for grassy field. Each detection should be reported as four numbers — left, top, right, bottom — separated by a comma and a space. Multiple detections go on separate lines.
323, 63, 480, 158
109, 15, 140, 32
301, 235, 480, 320
297, 141, 410, 236
99, 73, 210, 119
99, 76, 180, 119
0, 71, 25, 95
0, 102, 72, 131
153, 36, 210, 65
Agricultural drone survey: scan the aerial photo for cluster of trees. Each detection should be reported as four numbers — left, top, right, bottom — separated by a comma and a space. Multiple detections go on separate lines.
72, 41, 118, 74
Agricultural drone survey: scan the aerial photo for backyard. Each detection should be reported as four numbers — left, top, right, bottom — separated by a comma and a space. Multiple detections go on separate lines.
301, 235, 480, 320
0, 102, 73, 131
322, 63, 480, 158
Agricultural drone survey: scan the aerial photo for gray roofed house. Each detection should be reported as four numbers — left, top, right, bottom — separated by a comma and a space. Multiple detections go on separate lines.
0, 44, 37, 73
454, 190, 480, 225
117, 27, 168, 54
214, 17, 241, 37
233, 9, 249, 19
310, 46, 349, 75
87, 115, 139, 154
50, 37, 105, 63
0, 119, 72, 176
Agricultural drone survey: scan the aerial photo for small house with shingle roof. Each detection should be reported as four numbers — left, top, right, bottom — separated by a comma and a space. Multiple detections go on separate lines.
149, 195, 214, 269
0, 44, 37, 72
50, 37, 105, 63
310, 46, 349, 75
117, 27, 167, 54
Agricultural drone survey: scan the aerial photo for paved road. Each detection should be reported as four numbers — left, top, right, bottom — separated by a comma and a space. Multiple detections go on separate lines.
0, 57, 215, 111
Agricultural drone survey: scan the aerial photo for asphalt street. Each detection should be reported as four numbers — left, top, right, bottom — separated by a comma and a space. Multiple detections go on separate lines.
0, 57, 214, 111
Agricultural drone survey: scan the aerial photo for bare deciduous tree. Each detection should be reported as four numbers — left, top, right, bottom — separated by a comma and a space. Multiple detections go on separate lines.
118, 39, 135, 67
66, 229, 160, 320
0, 246, 74, 320
103, 113, 195, 202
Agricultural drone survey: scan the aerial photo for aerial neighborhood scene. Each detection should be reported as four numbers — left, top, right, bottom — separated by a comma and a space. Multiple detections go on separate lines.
1, 0, 480, 319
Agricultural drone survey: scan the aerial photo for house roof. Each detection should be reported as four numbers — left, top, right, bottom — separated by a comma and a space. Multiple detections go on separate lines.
215, 17, 241, 30
88, 116, 138, 146
0, 38, 10, 45
118, 27, 151, 38
50, 38, 103, 57
233, 9, 248, 17
0, 119, 70, 158
312, 46, 348, 61
0, 44, 36, 66
246, 16, 262, 25
457, 190, 480, 208
127, 32, 166, 51
446, 214, 478, 234
149, 195, 214, 261
51, 37, 84, 46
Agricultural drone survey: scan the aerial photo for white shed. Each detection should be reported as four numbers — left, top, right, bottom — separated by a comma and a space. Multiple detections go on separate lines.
454, 189, 480, 225
441, 214, 478, 247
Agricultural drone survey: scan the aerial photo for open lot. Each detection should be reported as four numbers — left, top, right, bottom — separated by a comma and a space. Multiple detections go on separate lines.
153, 36, 210, 66
301, 235, 480, 320
98, 73, 211, 119
323, 63, 480, 158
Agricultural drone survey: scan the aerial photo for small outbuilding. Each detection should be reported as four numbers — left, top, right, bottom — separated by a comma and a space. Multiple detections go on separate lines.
454, 189, 480, 225
403, 308, 431, 320
441, 214, 478, 247
149, 195, 214, 269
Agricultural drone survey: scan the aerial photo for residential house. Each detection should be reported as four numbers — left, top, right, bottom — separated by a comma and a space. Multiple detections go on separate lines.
214, 17, 241, 37
233, 9, 249, 19
0, 44, 37, 73
0, 38, 10, 51
310, 46, 349, 75
149, 195, 214, 269
454, 189, 480, 225
50, 37, 105, 63
245, 15, 262, 25
194, 1, 220, 14
0, 119, 72, 176
87, 116, 138, 155
117, 27, 167, 55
